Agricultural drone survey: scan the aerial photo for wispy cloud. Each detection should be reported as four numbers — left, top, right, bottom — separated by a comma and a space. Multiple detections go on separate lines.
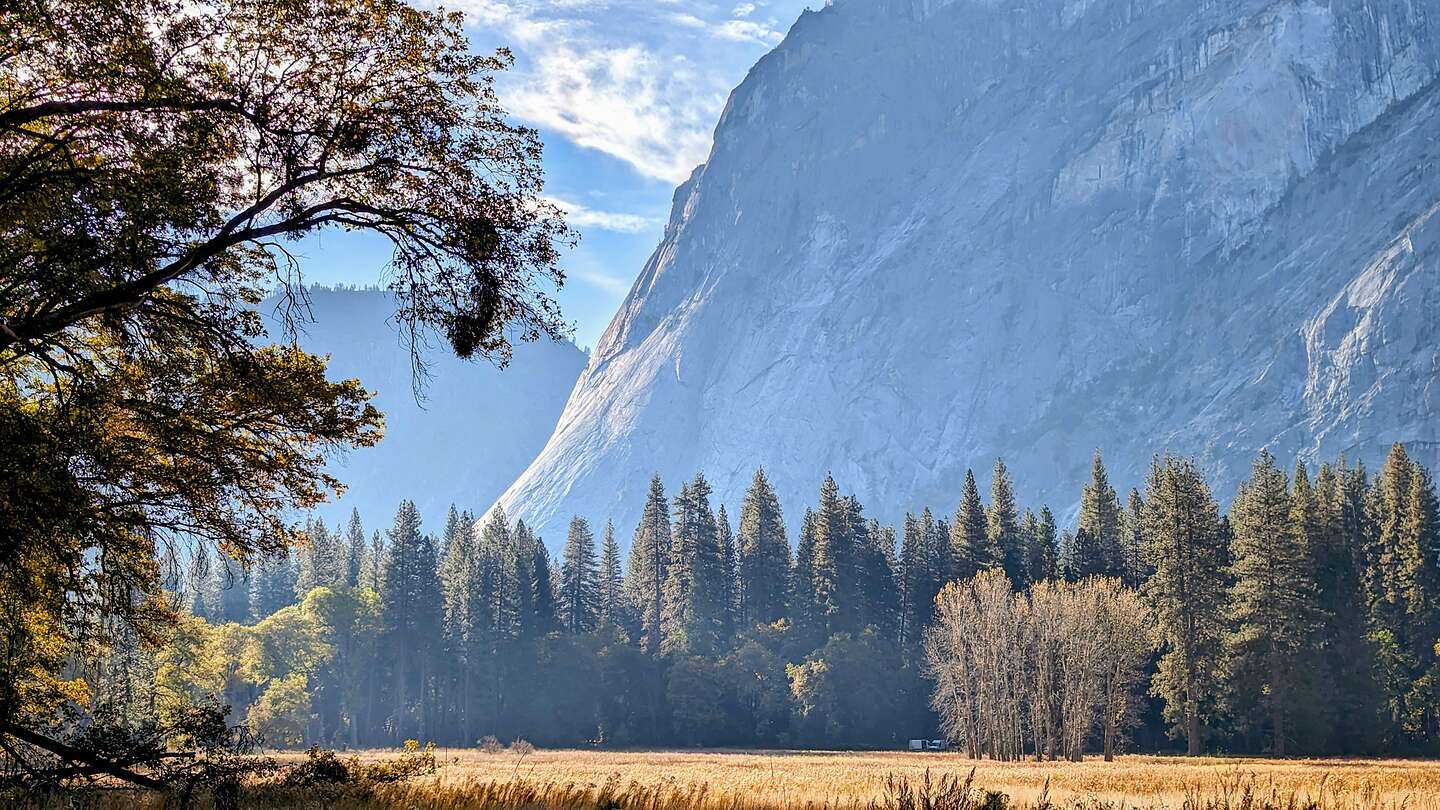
435, 0, 813, 184
714, 19, 784, 46
509, 45, 722, 184
544, 195, 663, 234
573, 267, 636, 297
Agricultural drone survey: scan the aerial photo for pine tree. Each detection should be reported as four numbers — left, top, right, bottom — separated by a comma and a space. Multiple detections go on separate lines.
1032, 506, 1059, 582
1019, 509, 1044, 584
813, 474, 859, 636
1079, 450, 1124, 579
1399, 464, 1440, 657
898, 513, 929, 661
716, 504, 737, 643
661, 474, 726, 656
308, 519, 345, 591
439, 505, 470, 611
1122, 488, 1150, 587
791, 508, 823, 648
988, 458, 1026, 587
474, 507, 525, 738
736, 467, 789, 630
294, 517, 320, 599
858, 516, 900, 637
437, 504, 475, 734
1057, 530, 1080, 581
923, 507, 951, 592
345, 508, 367, 587
1393, 458, 1440, 741
951, 469, 995, 579
362, 530, 386, 592
380, 500, 444, 741
478, 507, 521, 643
1363, 446, 1440, 742
1064, 527, 1105, 581
625, 474, 671, 654
558, 516, 600, 634
1143, 454, 1228, 756
1370, 444, 1415, 635
1310, 461, 1382, 752
249, 552, 296, 620
519, 521, 557, 638
919, 508, 949, 625
450, 508, 491, 745
1226, 449, 1313, 756
597, 521, 629, 636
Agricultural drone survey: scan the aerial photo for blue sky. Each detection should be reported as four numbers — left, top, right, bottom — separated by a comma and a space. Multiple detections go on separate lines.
298, 0, 817, 351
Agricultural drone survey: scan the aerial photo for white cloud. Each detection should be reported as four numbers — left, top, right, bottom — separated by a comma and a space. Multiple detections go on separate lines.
668, 12, 708, 28
573, 267, 635, 296
429, 0, 812, 184
508, 45, 722, 184
714, 19, 784, 46
543, 195, 662, 234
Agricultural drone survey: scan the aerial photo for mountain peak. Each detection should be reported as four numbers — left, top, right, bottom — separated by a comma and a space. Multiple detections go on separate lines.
495, 0, 1440, 543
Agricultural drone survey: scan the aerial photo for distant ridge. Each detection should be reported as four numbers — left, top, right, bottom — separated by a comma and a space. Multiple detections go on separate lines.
267, 285, 586, 537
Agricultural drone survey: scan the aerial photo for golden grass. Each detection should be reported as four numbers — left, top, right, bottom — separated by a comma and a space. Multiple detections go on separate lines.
291, 748, 1440, 810
12, 749, 1440, 809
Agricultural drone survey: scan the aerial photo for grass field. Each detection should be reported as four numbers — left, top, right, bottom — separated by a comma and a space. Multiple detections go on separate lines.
14, 749, 1440, 809
301, 748, 1440, 810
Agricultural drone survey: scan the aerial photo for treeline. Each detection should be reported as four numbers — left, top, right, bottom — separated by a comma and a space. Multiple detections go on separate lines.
102, 444, 1440, 756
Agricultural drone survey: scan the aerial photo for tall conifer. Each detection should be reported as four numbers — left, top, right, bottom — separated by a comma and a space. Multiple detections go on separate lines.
661, 475, 725, 656
1079, 451, 1124, 578
951, 469, 995, 579
813, 475, 860, 636
1226, 450, 1313, 756
988, 459, 1024, 587
346, 508, 367, 587
716, 504, 737, 643
625, 474, 671, 654
558, 516, 600, 634
737, 468, 789, 629
380, 500, 443, 741
898, 513, 929, 660
597, 521, 629, 636
1143, 455, 1227, 755
791, 508, 822, 647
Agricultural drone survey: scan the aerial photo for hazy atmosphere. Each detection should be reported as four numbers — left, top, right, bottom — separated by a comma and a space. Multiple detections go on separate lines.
4, 1, 1440, 809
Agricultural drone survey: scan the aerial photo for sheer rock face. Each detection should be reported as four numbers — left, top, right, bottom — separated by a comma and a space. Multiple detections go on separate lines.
497, 0, 1440, 543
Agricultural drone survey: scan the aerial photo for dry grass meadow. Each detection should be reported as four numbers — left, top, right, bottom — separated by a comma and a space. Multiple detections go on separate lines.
13, 748, 1440, 809
291, 748, 1440, 810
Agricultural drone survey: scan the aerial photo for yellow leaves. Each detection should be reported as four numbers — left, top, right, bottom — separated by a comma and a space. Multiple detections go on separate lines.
246, 672, 311, 746
0, 567, 89, 721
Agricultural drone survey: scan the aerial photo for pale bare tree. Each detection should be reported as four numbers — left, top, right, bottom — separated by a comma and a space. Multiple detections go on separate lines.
1094, 579, 1153, 760
926, 573, 1155, 761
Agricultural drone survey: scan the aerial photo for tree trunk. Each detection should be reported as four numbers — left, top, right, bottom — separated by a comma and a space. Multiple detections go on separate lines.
1186, 699, 1200, 756
1270, 647, 1286, 757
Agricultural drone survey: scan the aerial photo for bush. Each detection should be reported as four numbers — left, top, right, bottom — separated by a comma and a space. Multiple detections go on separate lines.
362, 740, 437, 783
478, 735, 503, 753
284, 746, 354, 786
283, 740, 436, 787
